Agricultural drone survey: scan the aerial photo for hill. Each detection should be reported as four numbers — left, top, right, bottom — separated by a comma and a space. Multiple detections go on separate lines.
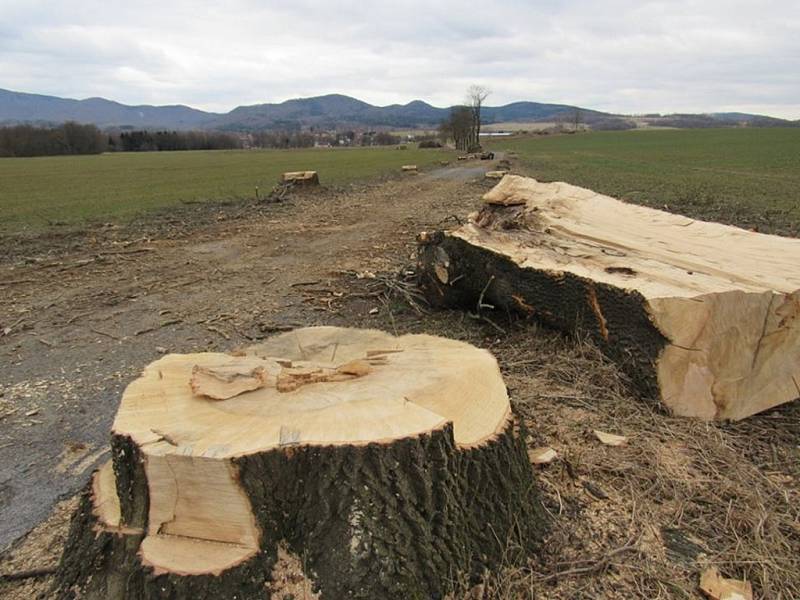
0, 88, 601, 131
1, 87, 796, 131
0, 88, 216, 129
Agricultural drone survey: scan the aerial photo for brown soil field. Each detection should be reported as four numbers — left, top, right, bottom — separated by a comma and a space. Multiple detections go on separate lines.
1, 160, 798, 599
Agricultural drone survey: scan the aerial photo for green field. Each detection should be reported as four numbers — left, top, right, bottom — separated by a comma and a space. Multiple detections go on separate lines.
490, 128, 800, 236
3, 129, 800, 236
0, 146, 452, 232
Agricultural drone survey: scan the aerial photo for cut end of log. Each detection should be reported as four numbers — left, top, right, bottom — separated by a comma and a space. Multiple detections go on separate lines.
419, 175, 800, 420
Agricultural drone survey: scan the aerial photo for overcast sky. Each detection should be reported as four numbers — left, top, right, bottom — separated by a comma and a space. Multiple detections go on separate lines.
1, 0, 798, 118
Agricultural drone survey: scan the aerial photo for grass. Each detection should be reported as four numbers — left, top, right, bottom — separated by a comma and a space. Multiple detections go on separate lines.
0, 146, 452, 233
489, 128, 800, 236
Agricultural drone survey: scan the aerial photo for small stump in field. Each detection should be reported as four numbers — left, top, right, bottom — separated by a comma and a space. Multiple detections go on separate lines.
401, 164, 418, 173
281, 170, 319, 186
54, 327, 546, 599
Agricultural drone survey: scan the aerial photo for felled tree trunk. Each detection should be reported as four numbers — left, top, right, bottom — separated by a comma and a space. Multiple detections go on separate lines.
419, 175, 800, 420
54, 327, 545, 599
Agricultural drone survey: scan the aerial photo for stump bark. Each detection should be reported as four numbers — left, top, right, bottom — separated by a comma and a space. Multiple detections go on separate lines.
418, 175, 800, 420
54, 327, 545, 599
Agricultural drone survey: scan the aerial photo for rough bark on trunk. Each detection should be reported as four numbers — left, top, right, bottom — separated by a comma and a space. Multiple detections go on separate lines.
418, 175, 800, 420
54, 327, 546, 599
419, 230, 668, 401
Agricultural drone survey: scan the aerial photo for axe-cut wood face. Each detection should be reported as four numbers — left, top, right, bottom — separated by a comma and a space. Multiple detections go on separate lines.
422, 175, 800, 420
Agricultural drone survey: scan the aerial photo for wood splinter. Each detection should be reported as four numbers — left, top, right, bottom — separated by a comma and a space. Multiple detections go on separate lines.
190, 360, 271, 400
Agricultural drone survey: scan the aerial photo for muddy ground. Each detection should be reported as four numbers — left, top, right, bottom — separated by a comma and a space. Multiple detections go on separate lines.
1, 161, 798, 599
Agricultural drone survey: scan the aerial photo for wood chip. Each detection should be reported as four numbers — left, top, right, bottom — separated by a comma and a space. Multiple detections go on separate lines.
528, 447, 558, 464
190, 363, 270, 400
699, 566, 753, 600
276, 360, 372, 393
594, 429, 628, 446
336, 360, 372, 377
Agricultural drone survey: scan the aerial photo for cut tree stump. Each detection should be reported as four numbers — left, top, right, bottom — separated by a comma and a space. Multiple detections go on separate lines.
418, 175, 800, 420
54, 326, 545, 599
281, 171, 319, 186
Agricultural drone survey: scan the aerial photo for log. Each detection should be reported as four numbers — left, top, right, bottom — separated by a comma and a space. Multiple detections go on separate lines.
418, 175, 800, 420
54, 327, 545, 599
401, 164, 418, 172
485, 170, 508, 180
281, 171, 319, 185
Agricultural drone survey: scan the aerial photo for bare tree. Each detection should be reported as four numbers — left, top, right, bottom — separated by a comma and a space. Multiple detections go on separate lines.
466, 85, 491, 150
572, 108, 582, 132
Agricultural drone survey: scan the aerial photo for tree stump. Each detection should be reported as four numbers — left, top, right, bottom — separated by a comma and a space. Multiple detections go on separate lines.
281, 171, 319, 186
54, 327, 545, 599
418, 175, 800, 420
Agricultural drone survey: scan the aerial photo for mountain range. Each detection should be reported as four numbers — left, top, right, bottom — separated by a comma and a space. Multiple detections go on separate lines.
0, 87, 795, 131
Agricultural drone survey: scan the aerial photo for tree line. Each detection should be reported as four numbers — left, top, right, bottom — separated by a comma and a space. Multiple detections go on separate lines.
0, 122, 244, 156
0, 123, 409, 157
0, 122, 106, 157
109, 130, 242, 152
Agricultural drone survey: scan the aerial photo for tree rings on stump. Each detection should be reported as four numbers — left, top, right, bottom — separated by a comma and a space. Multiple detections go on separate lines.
54, 326, 546, 599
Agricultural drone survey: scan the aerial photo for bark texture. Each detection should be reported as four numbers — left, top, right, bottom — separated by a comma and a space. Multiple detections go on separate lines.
54, 419, 545, 599
418, 230, 668, 401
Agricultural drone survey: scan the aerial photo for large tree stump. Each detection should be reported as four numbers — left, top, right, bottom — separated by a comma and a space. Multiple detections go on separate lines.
418, 175, 800, 420
54, 327, 545, 599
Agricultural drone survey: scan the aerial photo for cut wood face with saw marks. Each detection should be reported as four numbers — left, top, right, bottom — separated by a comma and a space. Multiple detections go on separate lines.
53, 326, 546, 599
419, 174, 800, 420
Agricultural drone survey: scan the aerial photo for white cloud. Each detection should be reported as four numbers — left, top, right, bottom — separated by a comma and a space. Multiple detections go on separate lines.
0, 0, 797, 117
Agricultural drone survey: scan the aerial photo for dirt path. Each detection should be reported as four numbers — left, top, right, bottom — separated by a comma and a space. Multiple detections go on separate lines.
0, 162, 492, 551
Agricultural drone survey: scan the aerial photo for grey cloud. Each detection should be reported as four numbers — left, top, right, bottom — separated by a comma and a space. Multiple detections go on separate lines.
0, 0, 797, 117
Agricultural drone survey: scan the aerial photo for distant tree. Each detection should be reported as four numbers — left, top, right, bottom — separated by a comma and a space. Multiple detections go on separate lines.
440, 106, 474, 151
572, 108, 582, 132
376, 132, 401, 145
466, 85, 490, 150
